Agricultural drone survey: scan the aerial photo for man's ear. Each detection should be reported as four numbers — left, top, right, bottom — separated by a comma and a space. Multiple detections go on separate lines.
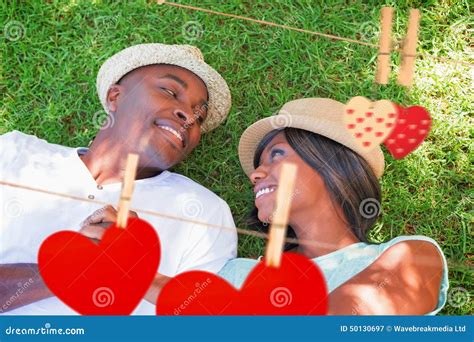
106, 84, 124, 113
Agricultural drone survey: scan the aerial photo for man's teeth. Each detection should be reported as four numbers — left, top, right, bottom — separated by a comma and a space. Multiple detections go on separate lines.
256, 187, 276, 199
158, 126, 183, 141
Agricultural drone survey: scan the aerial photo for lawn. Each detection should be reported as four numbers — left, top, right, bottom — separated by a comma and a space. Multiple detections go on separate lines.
1, 0, 472, 315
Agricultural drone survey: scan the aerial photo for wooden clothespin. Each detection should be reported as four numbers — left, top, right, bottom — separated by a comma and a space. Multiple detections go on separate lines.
116, 153, 139, 228
264, 163, 298, 268
397, 9, 421, 86
375, 7, 393, 85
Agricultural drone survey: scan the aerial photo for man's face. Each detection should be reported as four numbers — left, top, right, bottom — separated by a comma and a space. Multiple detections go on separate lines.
106, 64, 209, 171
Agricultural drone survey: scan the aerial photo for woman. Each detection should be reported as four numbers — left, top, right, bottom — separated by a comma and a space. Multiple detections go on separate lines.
78, 98, 448, 315
217, 97, 448, 315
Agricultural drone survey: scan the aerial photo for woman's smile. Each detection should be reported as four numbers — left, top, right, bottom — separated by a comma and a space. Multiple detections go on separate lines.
255, 185, 277, 199
255, 186, 276, 210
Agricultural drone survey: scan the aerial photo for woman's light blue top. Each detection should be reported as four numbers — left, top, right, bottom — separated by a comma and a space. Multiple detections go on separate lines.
218, 235, 449, 315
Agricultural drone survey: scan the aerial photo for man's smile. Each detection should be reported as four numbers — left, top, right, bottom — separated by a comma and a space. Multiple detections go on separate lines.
154, 119, 188, 148
158, 125, 184, 146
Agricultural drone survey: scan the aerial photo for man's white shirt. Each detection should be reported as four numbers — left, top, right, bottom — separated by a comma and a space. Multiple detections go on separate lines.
0, 131, 237, 315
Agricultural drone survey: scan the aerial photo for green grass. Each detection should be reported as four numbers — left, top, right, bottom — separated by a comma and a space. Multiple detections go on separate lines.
1, 0, 472, 315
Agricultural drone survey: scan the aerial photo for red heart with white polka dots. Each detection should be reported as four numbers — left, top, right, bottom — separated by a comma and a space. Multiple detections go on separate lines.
344, 97, 398, 150
383, 104, 431, 159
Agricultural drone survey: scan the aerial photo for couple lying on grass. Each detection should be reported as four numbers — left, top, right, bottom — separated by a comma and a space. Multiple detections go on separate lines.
0, 43, 448, 315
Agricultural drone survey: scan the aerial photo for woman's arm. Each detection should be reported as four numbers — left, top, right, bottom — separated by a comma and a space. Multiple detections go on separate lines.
328, 240, 444, 315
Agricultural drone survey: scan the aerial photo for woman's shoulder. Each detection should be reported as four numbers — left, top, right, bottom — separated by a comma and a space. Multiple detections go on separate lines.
374, 235, 447, 313
329, 235, 447, 314
375, 235, 446, 284
377, 236, 445, 267
377, 236, 447, 277
381, 235, 443, 249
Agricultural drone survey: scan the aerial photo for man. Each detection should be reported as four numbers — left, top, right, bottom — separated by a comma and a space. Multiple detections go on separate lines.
0, 43, 237, 314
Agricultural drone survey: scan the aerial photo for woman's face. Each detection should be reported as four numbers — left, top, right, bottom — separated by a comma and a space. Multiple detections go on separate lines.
250, 131, 327, 224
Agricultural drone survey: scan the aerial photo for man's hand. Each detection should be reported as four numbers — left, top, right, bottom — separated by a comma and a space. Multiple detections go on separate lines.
79, 205, 168, 305
79, 205, 138, 243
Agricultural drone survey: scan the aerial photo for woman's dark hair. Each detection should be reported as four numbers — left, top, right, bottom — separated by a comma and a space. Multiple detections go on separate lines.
247, 128, 381, 250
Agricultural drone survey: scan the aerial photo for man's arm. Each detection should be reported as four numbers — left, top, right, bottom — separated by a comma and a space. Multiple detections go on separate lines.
0, 263, 169, 312
143, 273, 171, 304
0, 206, 167, 313
0, 206, 124, 313
0, 264, 53, 313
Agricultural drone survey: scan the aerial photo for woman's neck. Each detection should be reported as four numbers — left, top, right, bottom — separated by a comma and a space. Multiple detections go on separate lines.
290, 203, 360, 259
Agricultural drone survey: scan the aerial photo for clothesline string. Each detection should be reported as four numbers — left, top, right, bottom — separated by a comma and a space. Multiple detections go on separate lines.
0, 180, 288, 244
1, 180, 471, 272
159, 1, 473, 68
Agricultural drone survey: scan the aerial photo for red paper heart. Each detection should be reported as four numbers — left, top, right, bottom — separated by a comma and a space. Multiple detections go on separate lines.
38, 218, 160, 315
383, 104, 431, 159
156, 253, 328, 315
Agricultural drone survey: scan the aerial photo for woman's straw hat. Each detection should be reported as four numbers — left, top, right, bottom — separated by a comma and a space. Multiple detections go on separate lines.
238, 98, 385, 178
96, 43, 231, 133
